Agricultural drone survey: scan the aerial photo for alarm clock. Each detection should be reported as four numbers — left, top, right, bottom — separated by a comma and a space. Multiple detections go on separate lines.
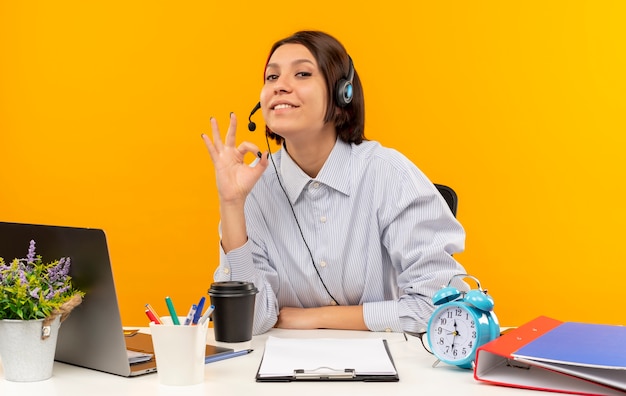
426, 274, 500, 369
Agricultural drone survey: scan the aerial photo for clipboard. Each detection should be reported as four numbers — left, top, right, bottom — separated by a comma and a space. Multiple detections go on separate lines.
255, 337, 399, 382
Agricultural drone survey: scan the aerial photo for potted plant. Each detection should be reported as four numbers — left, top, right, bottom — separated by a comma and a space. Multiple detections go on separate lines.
0, 240, 84, 382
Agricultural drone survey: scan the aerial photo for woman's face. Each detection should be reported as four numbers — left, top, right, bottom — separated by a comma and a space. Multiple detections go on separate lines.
260, 44, 329, 140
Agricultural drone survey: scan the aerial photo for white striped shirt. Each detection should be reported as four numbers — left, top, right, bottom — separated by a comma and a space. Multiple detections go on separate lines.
214, 139, 467, 335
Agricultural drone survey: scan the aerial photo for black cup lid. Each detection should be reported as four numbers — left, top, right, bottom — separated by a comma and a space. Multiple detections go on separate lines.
208, 281, 258, 296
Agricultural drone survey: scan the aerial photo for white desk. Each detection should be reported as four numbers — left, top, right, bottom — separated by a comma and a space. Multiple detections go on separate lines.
0, 328, 529, 396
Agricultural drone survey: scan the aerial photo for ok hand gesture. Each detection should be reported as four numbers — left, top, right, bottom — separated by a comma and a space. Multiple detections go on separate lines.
201, 112, 269, 206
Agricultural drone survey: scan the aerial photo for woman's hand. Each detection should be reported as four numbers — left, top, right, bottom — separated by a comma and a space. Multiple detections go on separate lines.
275, 307, 320, 329
201, 113, 269, 205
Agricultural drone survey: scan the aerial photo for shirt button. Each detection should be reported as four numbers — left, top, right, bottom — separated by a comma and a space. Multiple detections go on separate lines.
223, 268, 230, 275
320, 216, 327, 223
313, 182, 320, 188
320, 261, 327, 268
330, 300, 338, 306
385, 328, 392, 332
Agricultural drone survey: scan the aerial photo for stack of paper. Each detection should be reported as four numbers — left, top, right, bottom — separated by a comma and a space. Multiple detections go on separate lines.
126, 349, 153, 365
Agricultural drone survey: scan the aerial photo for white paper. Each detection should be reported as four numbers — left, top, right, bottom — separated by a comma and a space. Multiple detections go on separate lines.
126, 349, 153, 364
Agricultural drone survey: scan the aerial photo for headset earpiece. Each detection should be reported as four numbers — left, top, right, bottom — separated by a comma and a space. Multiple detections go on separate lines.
335, 56, 355, 107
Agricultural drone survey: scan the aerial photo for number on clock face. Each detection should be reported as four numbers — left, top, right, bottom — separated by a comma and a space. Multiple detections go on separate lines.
429, 306, 477, 361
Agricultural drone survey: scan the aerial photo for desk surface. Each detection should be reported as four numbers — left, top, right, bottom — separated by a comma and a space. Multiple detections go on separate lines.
0, 328, 529, 396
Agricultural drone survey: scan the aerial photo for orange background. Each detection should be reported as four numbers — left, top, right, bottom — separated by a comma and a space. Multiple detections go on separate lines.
1, 1, 625, 327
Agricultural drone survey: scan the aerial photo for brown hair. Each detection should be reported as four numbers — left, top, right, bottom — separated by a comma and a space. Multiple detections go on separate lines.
264, 31, 366, 145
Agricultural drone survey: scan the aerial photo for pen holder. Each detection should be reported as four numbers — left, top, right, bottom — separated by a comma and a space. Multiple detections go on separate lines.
149, 316, 208, 386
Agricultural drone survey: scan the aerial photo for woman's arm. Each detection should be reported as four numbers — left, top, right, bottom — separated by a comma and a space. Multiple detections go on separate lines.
201, 113, 269, 253
275, 306, 367, 330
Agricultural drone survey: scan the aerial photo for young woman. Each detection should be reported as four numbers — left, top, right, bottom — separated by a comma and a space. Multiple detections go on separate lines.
202, 30, 468, 335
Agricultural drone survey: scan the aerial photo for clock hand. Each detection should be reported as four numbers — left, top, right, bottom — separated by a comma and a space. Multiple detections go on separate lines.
450, 320, 458, 348
448, 320, 459, 335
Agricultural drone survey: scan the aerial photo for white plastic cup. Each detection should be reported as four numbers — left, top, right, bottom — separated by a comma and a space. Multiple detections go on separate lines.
149, 316, 208, 386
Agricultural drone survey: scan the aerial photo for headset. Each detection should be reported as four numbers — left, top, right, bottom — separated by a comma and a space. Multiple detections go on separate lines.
244, 57, 356, 305
335, 56, 355, 107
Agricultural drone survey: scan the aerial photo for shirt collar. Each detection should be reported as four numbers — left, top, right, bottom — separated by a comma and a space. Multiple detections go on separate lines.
280, 139, 352, 203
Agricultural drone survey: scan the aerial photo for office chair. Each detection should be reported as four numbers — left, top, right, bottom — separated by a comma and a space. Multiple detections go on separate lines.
434, 184, 458, 217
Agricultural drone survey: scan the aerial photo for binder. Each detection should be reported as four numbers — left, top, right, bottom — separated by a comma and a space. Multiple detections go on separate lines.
255, 336, 399, 382
474, 316, 626, 395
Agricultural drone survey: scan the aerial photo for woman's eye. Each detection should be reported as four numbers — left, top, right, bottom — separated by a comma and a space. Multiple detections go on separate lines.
296, 72, 312, 77
265, 74, 278, 81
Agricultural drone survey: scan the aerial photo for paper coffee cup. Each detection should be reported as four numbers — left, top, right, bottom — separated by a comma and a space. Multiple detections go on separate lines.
208, 281, 258, 343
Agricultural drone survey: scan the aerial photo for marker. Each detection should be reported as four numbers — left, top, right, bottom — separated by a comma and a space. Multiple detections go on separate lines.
165, 296, 180, 325
145, 303, 163, 324
198, 304, 215, 326
183, 304, 197, 326
205, 349, 253, 364
145, 309, 160, 324
192, 296, 206, 325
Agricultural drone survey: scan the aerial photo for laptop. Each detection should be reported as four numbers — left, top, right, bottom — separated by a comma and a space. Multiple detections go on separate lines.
0, 221, 233, 377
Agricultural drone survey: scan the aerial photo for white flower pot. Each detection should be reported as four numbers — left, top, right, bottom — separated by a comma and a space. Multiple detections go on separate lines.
0, 315, 61, 382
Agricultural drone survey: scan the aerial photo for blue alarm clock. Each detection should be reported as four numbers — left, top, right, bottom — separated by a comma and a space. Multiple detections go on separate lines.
427, 274, 500, 369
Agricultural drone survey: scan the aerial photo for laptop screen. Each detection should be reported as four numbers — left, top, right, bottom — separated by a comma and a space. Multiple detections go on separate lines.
0, 222, 144, 376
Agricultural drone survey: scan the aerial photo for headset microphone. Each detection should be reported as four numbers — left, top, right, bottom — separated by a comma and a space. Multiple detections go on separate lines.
248, 102, 261, 132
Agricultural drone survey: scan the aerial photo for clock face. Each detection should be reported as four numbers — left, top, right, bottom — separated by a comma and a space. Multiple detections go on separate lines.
428, 304, 479, 364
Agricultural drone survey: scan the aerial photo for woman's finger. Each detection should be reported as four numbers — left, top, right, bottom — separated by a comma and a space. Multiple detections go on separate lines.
224, 112, 237, 148
236, 141, 262, 159
210, 117, 224, 151
201, 133, 218, 162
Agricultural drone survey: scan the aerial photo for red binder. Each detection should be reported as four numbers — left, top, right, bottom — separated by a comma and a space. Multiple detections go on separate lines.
473, 316, 626, 395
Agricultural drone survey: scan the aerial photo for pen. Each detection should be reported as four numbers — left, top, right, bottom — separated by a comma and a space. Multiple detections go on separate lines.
145, 309, 160, 324
192, 296, 206, 325
205, 349, 253, 364
198, 304, 215, 326
183, 304, 197, 326
165, 296, 180, 325
145, 303, 163, 324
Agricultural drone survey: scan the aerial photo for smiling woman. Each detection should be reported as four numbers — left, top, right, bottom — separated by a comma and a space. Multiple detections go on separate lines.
200, 30, 468, 336
261, 32, 365, 150
261, 43, 339, 175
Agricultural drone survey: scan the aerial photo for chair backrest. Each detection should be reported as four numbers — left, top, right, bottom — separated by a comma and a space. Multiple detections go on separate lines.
434, 184, 458, 217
